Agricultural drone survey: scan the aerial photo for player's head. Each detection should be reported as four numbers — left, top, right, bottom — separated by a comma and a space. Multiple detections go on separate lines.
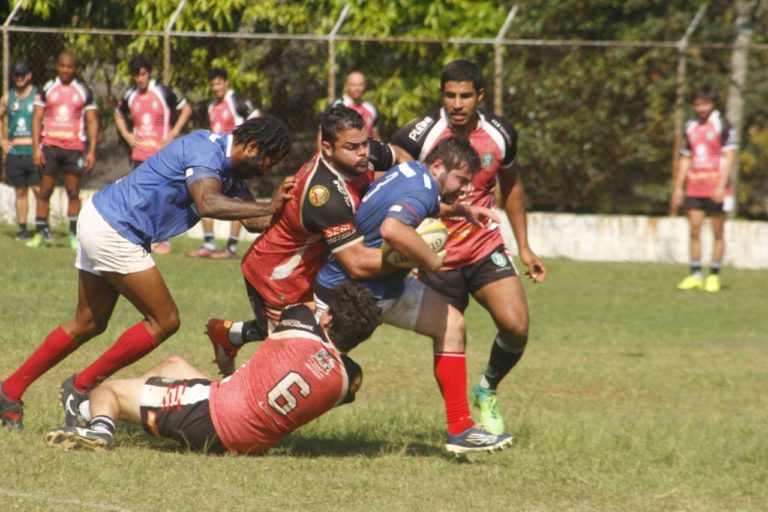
11, 61, 32, 88
322, 281, 381, 353
320, 104, 370, 177
692, 85, 717, 121
231, 115, 291, 179
344, 71, 366, 102
208, 68, 229, 99
56, 51, 78, 84
129, 56, 152, 91
440, 60, 485, 129
425, 136, 480, 204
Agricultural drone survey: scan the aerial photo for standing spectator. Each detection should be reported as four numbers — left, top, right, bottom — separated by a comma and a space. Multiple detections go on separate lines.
0, 61, 41, 240
672, 85, 737, 293
334, 71, 380, 140
115, 56, 192, 255
187, 67, 259, 260
392, 60, 546, 436
27, 51, 98, 250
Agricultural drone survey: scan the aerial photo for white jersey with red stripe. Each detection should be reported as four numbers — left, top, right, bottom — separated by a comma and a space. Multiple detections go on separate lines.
208, 304, 359, 455
208, 89, 257, 135
392, 107, 517, 268
115, 80, 188, 162
334, 95, 378, 137
241, 140, 395, 309
680, 110, 737, 198
36, 77, 97, 151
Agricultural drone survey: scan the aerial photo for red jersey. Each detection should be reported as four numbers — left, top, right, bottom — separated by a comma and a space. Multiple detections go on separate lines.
36, 77, 96, 151
334, 95, 377, 137
116, 80, 188, 162
208, 304, 360, 454
241, 140, 394, 308
680, 110, 737, 198
208, 90, 256, 134
393, 107, 517, 268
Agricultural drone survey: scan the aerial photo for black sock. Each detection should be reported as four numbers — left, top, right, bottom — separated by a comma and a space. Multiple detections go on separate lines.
69, 216, 78, 235
35, 217, 48, 233
18, 223, 27, 233
242, 319, 268, 343
482, 334, 527, 390
226, 236, 239, 253
690, 261, 702, 276
710, 262, 721, 275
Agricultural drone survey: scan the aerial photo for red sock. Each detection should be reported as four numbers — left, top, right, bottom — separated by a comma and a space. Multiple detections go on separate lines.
74, 322, 160, 390
433, 351, 474, 435
2, 326, 77, 401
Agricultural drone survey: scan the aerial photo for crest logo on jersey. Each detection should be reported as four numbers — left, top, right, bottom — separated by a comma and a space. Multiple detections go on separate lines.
308, 185, 330, 207
482, 152, 494, 169
491, 251, 509, 268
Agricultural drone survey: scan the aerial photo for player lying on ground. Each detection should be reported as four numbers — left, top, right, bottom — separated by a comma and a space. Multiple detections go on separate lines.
315, 136, 512, 454
45, 281, 381, 455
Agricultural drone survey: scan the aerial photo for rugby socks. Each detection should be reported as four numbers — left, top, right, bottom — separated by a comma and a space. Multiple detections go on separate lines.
203, 232, 216, 251
226, 236, 239, 254
34, 217, 49, 235
710, 262, 722, 275
90, 415, 116, 437
228, 320, 267, 346
690, 261, 703, 279
2, 326, 77, 401
433, 351, 474, 435
75, 322, 160, 390
18, 222, 27, 234
479, 334, 527, 391
68, 216, 78, 236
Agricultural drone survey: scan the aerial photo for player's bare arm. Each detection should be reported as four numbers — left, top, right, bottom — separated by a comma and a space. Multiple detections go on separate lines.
380, 217, 443, 271
439, 202, 500, 227
0, 94, 10, 153
334, 240, 394, 279
188, 177, 282, 220
673, 155, 691, 207
85, 108, 99, 172
499, 165, 546, 283
163, 103, 193, 147
114, 111, 140, 147
32, 104, 44, 166
713, 149, 736, 203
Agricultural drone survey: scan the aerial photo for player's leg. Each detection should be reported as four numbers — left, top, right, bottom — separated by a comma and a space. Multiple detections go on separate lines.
187, 218, 217, 257
26, 149, 56, 247
14, 185, 29, 239
210, 220, 241, 259
677, 202, 706, 290
62, 169, 82, 249
705, 209, 726, 292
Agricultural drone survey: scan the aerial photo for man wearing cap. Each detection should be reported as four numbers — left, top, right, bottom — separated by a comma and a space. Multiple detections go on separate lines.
0, 61, 42, 240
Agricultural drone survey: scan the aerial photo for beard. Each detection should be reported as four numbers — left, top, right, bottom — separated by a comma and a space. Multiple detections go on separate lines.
232, 154, 265, 179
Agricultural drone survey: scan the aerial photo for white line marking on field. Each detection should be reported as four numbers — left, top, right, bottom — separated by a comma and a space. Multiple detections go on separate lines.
0, 487, 138, 512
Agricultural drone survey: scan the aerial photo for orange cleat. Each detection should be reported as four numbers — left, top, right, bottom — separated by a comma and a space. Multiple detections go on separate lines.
206, 319, 239, 376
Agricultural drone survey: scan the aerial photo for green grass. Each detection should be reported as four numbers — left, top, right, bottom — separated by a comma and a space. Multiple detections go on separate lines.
1, 227, 766, 511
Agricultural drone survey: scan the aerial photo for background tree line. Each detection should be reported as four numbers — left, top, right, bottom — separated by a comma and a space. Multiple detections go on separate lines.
3, 0, 767, 218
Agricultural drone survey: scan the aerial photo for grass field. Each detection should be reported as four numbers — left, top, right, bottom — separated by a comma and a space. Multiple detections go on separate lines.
1, 226, 766, 512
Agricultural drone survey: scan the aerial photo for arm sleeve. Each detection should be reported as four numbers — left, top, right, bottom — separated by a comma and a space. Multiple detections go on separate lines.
115, 89, 131, 118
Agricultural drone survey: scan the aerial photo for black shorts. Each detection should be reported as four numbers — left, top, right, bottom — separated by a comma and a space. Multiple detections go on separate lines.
140, 377, 225, 453
4, 154, 40, 187
418, 244, 518, 312
42, 146, 84, 176
684, 196, 726, 214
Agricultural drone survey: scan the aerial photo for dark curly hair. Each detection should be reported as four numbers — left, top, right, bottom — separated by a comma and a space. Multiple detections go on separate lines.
129, 55, 152, 76
327, 281, 382, 353
232, 114, 292, 167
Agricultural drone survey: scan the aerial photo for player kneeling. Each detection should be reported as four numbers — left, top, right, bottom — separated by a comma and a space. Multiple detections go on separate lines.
44, 282, 380, 455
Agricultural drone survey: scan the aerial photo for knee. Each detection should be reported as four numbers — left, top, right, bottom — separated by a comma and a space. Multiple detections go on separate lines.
689, 225, 701, 238
155, 310, 181, 340
38, 187, 53, 200
66, 188, 80, 201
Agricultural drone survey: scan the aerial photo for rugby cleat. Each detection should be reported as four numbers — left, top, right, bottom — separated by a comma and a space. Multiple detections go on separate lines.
151, 241, 172, 255
186, 245, 214, 258
469, 384, 505, 435
445, 424, 513, 454
60, 374, 89, 427
676, 274, 704, 291
15, 229, 31, 240
209, 248, 237, 260
68, 233, 78, 251
704, 274, 721, 293
45, 426, 114, 451
25, 232, 47, 248
0, 382, 24, 431
207, 319, 239, 376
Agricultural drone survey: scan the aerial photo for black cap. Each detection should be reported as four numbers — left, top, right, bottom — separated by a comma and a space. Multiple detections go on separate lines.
12, 61, 31, 76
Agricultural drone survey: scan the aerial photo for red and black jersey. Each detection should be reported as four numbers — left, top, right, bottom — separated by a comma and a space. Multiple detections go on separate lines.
392, 107, 517, 268
241, 139, 395, 308
36, 77, 97, 152
209, 304, 361, 455
680, 110, 737, 198
208, 89, 256, 135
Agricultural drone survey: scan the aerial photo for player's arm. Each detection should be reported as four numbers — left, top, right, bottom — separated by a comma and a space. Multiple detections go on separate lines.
713, 149, 736, 203
0, 94, 10, 153
672, 155, 690, 207
380, 217, 443, 271
189, 174, 294, 221
498, 165, 546, 283
31, 103, 44, 166
334, 240, 394, 280
84, 108, 99, 172
439, 201, 500, 226
114, 109, 139, 147
167, 102, 192, 143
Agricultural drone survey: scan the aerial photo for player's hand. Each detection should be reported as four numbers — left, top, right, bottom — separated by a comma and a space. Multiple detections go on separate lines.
84, 151, 96, 172
671, 187, 684, 208
124, 133, 141, 148
0, 138, 11, 153
270, 176, 296, 214
33, 148, 44, 167
451, 204, 500, 227
711, 187, 725, 204
519, 247, 546, 283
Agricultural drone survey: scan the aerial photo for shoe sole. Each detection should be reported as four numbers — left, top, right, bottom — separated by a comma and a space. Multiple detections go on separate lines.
44, 430, 110, 451
445, 435, 514, 454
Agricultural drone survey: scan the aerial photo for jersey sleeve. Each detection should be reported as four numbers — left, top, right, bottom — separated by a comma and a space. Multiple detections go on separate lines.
720, 118, 738, 151
385, 189, 439, 227
115, 89, 132, 118
273, 304, 324, 337
368, 138, 395, 171
486, 113, 518, 168
391, 110, 439, 159
161, 85, 187, 111
233, 93, 255, 119
82, 83, 97, 111
35, 81, 54, 107
302, 185, 363, 252
680, 120, 694, 156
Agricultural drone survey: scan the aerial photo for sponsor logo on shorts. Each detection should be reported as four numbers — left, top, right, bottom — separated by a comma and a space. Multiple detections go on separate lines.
482, 152, 494, 169
491, 251, 509, 268
308, 185, 330, 206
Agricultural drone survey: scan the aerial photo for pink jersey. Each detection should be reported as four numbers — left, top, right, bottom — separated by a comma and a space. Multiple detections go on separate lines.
392, 107, 517, 268
36, 78, 96, 151
208, 305, 358, 454
208, 90, 255, 135
680, 110, 737, 198
116, 80, 187, 162
335, 95, 377, 137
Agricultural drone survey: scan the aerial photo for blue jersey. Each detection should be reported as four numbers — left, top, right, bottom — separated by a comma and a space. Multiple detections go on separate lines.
92, 130, 251, 249
316, 161, 441, 300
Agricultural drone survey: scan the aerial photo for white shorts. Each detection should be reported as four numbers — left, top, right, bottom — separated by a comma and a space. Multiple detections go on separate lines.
313, 277, 426, 332
76, 199, 155, 276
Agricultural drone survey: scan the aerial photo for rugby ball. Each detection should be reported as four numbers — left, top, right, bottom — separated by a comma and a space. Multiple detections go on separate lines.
381, 218, 449, 269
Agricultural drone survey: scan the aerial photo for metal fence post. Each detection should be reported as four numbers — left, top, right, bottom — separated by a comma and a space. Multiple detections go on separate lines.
493, 6, 517, 117
3, 1, 24, 106
669, 5, 706, 217
164, 0, 187, 85
327, 4, 351, 104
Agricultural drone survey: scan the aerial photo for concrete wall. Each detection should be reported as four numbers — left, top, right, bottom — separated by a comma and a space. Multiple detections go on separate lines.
3, 184, 767, 269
